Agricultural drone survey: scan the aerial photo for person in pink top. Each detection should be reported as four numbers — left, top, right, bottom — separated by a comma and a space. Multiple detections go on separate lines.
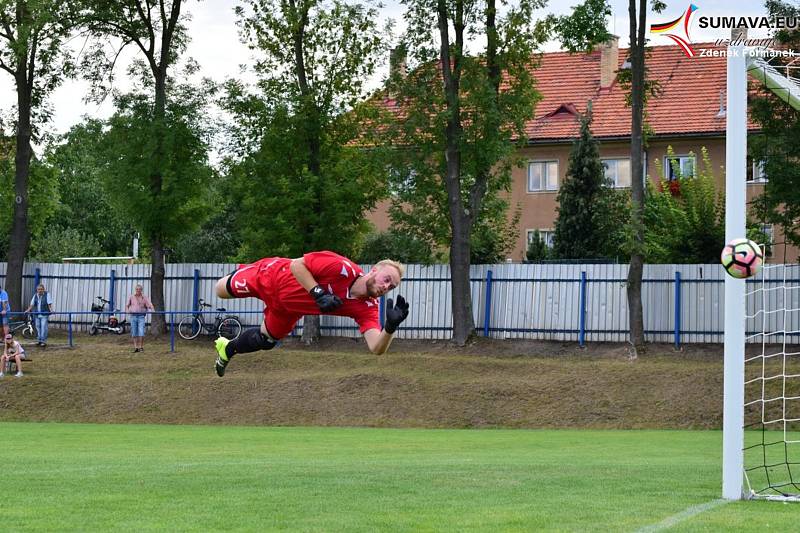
125, 285, 154, 353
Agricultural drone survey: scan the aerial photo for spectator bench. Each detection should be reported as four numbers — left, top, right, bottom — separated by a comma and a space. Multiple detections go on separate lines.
3, 357, 31, 374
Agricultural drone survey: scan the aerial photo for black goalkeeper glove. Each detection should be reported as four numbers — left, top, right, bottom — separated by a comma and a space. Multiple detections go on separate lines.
310, 285, 343, 312
384, 295, 409, 334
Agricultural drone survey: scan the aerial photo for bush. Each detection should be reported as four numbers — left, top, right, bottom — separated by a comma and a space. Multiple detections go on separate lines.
29, 227, 104, 262
645, 147, 725, 263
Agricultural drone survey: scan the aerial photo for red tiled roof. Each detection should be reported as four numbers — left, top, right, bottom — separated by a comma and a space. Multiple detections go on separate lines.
526, 43, 750, 141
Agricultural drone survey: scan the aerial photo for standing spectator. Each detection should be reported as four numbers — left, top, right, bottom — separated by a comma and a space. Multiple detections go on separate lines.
0, 333, 25, 377
125, 285, 154, 353
0, 284, 9, 336
25, 284, 53, 347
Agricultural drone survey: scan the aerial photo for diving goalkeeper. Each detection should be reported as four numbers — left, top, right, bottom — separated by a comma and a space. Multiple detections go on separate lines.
212, 250, 409, 376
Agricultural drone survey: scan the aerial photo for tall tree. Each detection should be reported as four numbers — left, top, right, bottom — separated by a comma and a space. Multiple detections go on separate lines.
750, 0, 800, 254
0, 0, 79, 309
552, 107, 615, 260
230, 0, 389, 342
99, 72, 215, 280
84, 0, 192, 334
386, 0, 610, 345
625, 0, 664, 354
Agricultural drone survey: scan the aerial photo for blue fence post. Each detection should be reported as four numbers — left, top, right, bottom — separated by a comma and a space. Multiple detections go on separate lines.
674, 271, 682, 350
192, 269, 200, 313
579, 271, 587, 347
379, 296, 385, 329
34, 267, 40, 289
68, 313, 73, 347
109, 269, 116, 313
170, 312, 175, 353
483, 269, 493, 337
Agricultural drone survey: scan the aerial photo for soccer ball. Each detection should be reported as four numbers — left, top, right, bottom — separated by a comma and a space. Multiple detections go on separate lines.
721, 238, 764, 279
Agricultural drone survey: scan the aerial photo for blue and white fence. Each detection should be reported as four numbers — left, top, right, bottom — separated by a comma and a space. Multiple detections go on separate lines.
0, 261, 796, 345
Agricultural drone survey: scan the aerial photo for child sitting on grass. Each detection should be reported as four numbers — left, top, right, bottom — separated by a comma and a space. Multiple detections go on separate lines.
1, 333, 26, 377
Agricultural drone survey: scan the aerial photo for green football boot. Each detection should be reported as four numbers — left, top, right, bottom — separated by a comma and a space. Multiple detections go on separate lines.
214, 337, 231, 377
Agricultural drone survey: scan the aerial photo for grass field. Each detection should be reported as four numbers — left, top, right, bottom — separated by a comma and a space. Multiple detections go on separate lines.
2, 422, 796, 532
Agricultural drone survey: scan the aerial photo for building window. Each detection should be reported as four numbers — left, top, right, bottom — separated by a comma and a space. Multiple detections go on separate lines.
527, 229, 555, 248
761, 224, 774, 257
602, 158, 631, 188
747, 158, 767, 183
664, 155, 695, 180
528, 161, 559, 192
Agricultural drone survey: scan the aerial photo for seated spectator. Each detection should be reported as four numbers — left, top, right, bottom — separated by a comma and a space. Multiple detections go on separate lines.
25, 283, 53, 347
0, 333, 25, 377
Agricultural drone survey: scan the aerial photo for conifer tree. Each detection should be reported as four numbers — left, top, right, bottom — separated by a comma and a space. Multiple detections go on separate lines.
552, 109, 608, 259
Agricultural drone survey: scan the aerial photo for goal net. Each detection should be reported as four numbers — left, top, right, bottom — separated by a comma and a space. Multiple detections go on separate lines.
725, 45, 800, 501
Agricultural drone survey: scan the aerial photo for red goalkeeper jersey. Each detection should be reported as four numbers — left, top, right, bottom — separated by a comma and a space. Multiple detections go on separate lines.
230, 251, 381, 334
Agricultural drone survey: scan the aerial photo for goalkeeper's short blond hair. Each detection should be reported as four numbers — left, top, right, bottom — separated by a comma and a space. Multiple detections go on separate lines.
375, 259, 405, 281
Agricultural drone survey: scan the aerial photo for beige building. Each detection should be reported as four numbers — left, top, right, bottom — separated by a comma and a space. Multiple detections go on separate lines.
368, 40, 790, 262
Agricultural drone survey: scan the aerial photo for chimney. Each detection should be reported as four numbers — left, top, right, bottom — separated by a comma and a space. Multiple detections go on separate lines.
390, 45, 407, 78
599, 35, 619, 89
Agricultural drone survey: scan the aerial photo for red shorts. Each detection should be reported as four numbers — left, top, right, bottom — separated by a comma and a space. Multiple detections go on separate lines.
226, 259, 304, 340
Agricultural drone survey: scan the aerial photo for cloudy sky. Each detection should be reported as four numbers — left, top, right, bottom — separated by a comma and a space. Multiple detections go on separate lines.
0, 0, 773, 136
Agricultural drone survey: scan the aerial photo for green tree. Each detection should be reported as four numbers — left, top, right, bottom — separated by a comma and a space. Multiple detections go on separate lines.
171, 204, 240, 263
227, 0, 389, 342
355, 229, 435, 265
84, 0, 199, 333
750, 0, 800, 255
384, 0, 610, 344
29, 227, 103, 262
552, 108, 615, 260
42, 119, 136, 256
100, 73, 215, 275
0, 0, 81, 308
0, 155, 60, 261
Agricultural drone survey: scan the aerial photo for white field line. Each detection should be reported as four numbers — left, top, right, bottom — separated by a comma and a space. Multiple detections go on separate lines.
634, 499, 730, 533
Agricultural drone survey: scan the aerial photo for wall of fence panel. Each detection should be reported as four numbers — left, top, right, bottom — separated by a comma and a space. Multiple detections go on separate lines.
3, 261, 799, 344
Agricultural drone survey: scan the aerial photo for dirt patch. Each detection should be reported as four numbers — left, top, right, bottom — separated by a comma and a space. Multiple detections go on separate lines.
0, 333, 734, 429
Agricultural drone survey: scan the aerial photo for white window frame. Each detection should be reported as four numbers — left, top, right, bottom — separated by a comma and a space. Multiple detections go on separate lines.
526, 229, 555, 248
601, 158, 632, 188
527, 160, 559, 192
747, 158, 768, 183
664, 154, 696, 180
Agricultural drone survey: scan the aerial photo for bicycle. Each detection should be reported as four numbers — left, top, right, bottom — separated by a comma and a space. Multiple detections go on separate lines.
177, 299, 242, 340
89, 296, 128, 335
8, 313, 35, 339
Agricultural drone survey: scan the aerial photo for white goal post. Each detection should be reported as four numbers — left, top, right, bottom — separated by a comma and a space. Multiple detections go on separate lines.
723, 44, 800, 501
722, 42, 747, 501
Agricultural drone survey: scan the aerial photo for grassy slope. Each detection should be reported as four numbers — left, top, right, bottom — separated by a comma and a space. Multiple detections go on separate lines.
0, 335, 726, 429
